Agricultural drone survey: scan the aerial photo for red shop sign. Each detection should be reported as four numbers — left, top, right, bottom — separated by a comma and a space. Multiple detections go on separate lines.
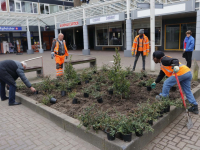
59, 21, 79, 28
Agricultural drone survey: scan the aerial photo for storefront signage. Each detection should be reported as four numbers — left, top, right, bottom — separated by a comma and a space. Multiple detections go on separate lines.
86, 12, 125, 25
0, 26, 22, 31
90, 15, 119, 24
57, 20, 82, 29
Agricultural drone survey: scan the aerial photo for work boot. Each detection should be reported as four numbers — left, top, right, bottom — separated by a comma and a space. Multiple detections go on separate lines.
9, 102, 21, 106
1, 97, 9, 101
155, 95, 162, 101
188, 105, 199, 114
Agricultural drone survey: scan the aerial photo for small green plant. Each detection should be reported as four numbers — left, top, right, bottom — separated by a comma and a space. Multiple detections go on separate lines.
41, 94, 53, 105
68, 91, 77, 99
146, 78, 154, 87
125, 66, 132, 77
117, 114, 134, 135
92, 91, 103, 99
64, 56, 77, 80
108, 86, 113, 91
40, 76, 54, 94
101, 64, 109, 72
138, 81, 146, 87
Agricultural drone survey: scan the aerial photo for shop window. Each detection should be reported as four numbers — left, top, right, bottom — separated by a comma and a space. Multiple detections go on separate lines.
134, 27, 161, 46
96, 29, 108, 45
0, 0, 6, 11
22, 1, 32, 13
50, 5, 59, 14
165, 23, 196, 50
109, 27, 122, 45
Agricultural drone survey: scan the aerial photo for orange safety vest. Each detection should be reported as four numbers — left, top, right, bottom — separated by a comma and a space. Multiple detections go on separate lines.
161, 56, 190, 77
131, 34, 149, 56
54, 40, 69, 56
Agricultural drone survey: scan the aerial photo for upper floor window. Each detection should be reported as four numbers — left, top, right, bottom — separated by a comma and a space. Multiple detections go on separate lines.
40, 3, 49, 14
9, 0, 38, 13
0, 0, 6, 11
59, 5, 63, 11
65, 6, 72, 10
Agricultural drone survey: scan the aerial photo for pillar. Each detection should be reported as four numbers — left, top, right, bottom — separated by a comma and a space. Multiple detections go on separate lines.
26, 19, 34, 54
82, 25, 90, 55
54, 16, 58, 39
192, 10, 200, 60
38, 19, 43, 53
124, 19, 132, 57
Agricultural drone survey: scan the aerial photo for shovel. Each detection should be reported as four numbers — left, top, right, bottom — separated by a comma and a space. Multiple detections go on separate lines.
173, 69, 193, 129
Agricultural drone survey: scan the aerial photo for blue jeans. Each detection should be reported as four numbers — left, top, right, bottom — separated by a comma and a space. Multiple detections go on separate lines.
160, 71, 198, 105
0, 78, 16, 104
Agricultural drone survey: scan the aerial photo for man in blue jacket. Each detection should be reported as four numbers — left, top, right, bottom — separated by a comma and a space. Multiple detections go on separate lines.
0, 60, 36, 106
183, 30, 195, 68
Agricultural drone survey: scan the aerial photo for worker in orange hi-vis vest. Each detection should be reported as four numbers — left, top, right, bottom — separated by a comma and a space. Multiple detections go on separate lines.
131, 29, 149, 72
51, 33, 69, 77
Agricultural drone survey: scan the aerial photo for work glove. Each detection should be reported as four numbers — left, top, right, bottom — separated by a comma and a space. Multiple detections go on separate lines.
131, 51, 134, 56
146, 53, 149, 57
151, 82, 156, 89
173, 66, 180, 73
51, 52, 54, 59
66, 56, 68, 59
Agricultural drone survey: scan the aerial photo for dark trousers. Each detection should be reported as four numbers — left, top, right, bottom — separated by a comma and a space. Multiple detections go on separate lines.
0, 78, 16, 104
185, 51, 193, 68
133, 51, 146, 70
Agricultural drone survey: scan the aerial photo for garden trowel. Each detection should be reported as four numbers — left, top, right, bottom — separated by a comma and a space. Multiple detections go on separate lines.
174, 72, 193, 129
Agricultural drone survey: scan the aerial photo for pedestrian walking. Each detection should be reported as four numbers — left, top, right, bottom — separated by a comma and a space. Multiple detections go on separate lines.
131, 29, 149, 71
151, 51, 198, 114
183, 30, 194, 68
51, 33, 69, 77
0, 60, 36, 106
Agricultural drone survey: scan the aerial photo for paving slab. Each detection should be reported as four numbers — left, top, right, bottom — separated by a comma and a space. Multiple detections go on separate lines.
0, 100, 99, 150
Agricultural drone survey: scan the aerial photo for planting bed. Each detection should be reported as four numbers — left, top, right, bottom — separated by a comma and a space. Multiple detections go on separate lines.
17, 73, 199, 119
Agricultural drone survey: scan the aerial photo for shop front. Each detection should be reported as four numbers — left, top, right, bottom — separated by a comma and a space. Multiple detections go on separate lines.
86, 12, 125, 51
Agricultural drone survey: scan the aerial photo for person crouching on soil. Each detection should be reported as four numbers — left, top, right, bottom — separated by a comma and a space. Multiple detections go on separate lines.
151, 51, 199, 114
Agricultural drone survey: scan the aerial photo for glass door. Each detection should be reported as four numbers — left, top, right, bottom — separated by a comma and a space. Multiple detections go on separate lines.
15, 1, 21, 12
165, 25, 180, 50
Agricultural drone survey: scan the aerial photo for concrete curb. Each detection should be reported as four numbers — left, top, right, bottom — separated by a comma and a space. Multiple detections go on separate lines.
14, 84, 200, 150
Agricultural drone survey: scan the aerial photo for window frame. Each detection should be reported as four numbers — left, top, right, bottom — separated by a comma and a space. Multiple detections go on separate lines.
15, 1, 22, 12
40, 3, 50, 14
32, 2, 38, 14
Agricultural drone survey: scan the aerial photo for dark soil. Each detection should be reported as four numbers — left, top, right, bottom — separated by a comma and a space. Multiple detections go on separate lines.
17, 73, 199, 119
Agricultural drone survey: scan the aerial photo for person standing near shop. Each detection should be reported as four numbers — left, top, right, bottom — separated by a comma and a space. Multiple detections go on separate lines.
131, 29, 150, 71
183, 30, 195, 68
51, 33, 69, 77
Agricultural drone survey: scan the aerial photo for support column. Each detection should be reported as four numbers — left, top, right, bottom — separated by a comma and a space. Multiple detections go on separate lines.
82, 8, 90, 55
150, 0, 155, 71
82, 25, 90, 55
124, 19, 132, 57
192, 10, 200, 60
54, 16, 58, 38
26, 19, 34, 54
38, 19, 43, 53
73, 28, 75, 45
124, 0, 132, 57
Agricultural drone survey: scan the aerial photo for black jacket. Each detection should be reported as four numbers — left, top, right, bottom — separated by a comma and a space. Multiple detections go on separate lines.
155, 56, 179, 83
0, 60, 31, 88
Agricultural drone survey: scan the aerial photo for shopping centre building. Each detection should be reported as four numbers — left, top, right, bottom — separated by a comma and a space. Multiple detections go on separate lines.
0, 0, 200, 59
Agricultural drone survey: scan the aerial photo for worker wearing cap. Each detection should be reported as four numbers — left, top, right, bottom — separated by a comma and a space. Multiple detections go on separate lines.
51, 33, 69, 77
0, 60, 36, 106
131, 29, 150, 71
151, 51, 198, 114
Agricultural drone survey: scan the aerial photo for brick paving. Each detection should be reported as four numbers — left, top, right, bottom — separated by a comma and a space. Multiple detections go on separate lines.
0, 100, 99, 150
144, 97, 200, 150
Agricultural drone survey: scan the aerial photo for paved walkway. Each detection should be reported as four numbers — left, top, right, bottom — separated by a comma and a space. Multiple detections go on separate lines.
144, 97, 200, 150
0, 100, 99, 150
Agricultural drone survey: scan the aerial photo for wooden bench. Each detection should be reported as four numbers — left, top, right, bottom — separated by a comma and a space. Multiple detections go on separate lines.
64, 57, 96, 68
102, 46, 121, 51
24, 66, 43, 77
